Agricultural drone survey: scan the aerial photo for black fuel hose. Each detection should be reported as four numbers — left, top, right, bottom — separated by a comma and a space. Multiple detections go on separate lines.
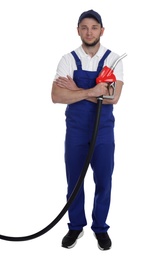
0, 97, 103, 242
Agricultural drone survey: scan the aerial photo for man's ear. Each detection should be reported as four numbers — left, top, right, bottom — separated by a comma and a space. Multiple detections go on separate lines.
100, 27, 105, 36
77, 27, 80, 36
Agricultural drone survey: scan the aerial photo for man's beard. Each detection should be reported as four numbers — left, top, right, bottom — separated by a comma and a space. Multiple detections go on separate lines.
82, 38, 100, 47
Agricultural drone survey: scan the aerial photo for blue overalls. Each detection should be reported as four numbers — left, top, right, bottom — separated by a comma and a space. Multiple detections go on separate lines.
64, 49, 115, 233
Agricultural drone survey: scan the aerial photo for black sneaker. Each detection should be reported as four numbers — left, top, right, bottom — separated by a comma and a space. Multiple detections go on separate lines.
62, 229, 84, 249
94, 232, 112, 250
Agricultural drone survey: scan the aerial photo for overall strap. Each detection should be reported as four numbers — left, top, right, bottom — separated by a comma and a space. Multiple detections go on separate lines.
71, 51, 82, 70
71, 49, 111, 72
97, 49, 111, 73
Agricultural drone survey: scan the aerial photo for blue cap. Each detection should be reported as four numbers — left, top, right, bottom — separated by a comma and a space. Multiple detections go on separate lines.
78, 10, 103, 27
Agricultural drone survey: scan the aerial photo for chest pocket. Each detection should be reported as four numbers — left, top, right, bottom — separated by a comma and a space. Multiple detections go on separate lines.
71, 49, 111, 89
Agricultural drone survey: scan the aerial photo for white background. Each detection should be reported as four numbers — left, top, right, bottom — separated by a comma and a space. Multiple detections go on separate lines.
0, 0, 148, 259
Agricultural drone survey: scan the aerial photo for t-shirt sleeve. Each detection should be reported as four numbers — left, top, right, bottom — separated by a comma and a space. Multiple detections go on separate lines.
53, 54, 75, 80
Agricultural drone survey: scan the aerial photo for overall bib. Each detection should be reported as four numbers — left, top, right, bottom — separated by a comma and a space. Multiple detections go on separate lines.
65, 50, 115, 233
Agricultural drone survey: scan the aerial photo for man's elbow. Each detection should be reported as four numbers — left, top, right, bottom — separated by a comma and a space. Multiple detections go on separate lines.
113, 97, 119, 105
51, 92, 58, 104
113, 81, 123, 104
51, 82, 58, 103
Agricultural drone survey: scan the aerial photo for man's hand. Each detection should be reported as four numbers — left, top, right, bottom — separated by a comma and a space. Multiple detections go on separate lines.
88, 82, 109, 98
55, 75, 79, 90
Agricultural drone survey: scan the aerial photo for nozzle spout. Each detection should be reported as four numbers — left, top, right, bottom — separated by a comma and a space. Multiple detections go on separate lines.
111, 53, 127, 70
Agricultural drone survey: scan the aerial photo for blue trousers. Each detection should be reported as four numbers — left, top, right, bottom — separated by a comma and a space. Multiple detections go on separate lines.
65, 103, 115, 233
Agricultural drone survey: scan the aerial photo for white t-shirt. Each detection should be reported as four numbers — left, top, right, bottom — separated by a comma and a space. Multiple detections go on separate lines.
54, 44, 124, 82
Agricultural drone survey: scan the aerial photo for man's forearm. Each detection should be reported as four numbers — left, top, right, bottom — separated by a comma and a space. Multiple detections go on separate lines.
51, 82, 94, 104
51, 80, 109, 105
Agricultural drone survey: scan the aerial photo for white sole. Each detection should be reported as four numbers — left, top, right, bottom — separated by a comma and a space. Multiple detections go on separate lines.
67, 230, 84, 249
94, 232, 112, 251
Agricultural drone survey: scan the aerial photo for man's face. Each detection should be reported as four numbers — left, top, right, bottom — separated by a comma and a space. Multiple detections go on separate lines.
77, 18, 104, 47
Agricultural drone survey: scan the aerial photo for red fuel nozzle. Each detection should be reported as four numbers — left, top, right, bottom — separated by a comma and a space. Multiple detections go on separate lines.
96, 53, 127, 85
95, 53, 127, 99
96, 66, 116, 84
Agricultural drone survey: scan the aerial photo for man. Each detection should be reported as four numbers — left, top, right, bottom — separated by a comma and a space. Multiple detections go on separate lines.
51, 9, 124, 250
